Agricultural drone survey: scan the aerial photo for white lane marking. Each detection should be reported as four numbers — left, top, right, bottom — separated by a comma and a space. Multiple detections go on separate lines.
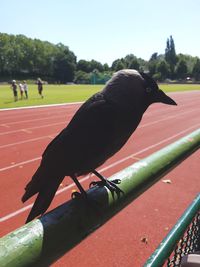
0, 204, 34, 222
146, 97, 200, 115
0, 123, 199, 222
0, 101, 84, 111
139, 108, 199, 128
0, 105, 199, 152
21, 129, 33, 134
0, 89, 199, 113
0, 124, 10, 128
0, 108, 74, 122
0, 135, 54, 149
0, 105, 199, 137
0, 91, 200, 126
0, 106, 199, 169
0, 91, 199, 128
1, 114, 73, 126
0, 121, 65, 136
0, 157, 41, 172
0, 90, 199, 122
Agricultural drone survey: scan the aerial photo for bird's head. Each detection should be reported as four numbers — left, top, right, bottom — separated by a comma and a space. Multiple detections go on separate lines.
139, 72, 177, 107
102, 69, 177, 112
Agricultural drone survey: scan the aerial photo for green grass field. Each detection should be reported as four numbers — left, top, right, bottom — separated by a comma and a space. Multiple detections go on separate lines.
0, 83, 200, 109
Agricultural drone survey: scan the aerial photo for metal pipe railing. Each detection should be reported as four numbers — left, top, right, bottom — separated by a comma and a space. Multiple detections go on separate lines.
0, 128, 200, 267
144, 193, 200, 267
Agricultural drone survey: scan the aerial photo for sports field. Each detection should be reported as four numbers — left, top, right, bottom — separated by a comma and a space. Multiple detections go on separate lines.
0, 83, 200, 109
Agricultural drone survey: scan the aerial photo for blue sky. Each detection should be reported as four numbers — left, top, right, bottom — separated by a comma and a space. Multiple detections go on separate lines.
1, 0, 199, 65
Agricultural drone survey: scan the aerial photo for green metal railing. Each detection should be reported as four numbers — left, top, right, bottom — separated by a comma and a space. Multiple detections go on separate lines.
0, 128, 200, 267
144, 194, 200, 267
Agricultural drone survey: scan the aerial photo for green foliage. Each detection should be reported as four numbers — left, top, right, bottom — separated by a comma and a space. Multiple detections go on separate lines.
77, 60, 91, 73
111, 58, 125, 71
175, 59, 188, 79
153, 72, 162, 81
111, 54, 144, 72
77, 59, 104, 73
103, 63, 109, 71
74, 70, 112, 84
192, 58, 200, 81
148, 37, 200, 81
156, 60, 170, 80
0, 33, 200, 84
90, 70, 112, 84
0, 33, 76, 82
148, 53, 159, 76
177, 54, 197, 74
53, 43, 76, 83
128, 59, 140, 70
74, 70, 91, 84
165, 35, 177, 78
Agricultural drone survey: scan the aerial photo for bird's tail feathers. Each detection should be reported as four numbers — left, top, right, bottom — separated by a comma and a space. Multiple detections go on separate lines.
25, 176, 64, 223
22, 166, 48, 203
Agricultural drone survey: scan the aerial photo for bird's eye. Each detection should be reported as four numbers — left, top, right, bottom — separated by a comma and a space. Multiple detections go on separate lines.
146, 87, 152, 93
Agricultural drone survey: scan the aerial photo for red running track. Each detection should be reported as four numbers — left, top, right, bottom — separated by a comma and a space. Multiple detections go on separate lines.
0, 91, 200, 267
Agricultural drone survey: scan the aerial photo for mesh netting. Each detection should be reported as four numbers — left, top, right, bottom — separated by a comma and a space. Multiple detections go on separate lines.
165, 212, 200, 266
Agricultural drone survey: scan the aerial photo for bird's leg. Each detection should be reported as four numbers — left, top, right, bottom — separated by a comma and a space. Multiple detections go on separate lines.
90, 170, 123, 193
71, 175, 102, 213
71, 175, 87, 199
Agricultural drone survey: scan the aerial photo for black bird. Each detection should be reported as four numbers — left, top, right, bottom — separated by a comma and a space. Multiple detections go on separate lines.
22, 69, 177, 223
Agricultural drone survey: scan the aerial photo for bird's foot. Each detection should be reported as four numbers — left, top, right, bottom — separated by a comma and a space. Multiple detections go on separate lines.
90, 179, 123, 194
71, 190, 87, 199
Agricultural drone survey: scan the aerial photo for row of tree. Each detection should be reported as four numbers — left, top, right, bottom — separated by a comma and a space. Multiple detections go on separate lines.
0, 33, 200, 83
0, 33, 76, 82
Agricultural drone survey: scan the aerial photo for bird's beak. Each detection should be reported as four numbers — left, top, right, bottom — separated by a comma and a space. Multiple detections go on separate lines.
157, 89, 177, 105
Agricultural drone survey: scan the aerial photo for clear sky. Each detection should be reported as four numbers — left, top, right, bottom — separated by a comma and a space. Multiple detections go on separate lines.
1, 0, 199, 65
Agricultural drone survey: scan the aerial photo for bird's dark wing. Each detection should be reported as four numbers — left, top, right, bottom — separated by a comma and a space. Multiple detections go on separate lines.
41, 92, 141, 174
47, 93, 123, 173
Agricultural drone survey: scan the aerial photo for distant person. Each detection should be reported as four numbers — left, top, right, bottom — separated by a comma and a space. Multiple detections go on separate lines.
23, 81, 28, 99
11, 80, 18, 101
19, 82, 24, 99
37, 78, 44, 98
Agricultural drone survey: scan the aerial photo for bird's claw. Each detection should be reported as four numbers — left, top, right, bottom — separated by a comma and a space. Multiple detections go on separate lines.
89, 179, 123, 194
71, 191, 81, 199
71, 190, 87, 199
111, 179, 121, 185
89, 181, 104, 188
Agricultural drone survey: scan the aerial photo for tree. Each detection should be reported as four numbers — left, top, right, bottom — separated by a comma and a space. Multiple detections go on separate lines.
176, 54, 198, 77
90, 60, 104, 72
103, 63, 110, 71
148, 52, 159, 76
77, 59, 104, 73
156, 60, 170, 80
150, 52, 158, 61
77, 60, 91, 73
111, 59, 125, 71
1, 32, 200, 83
128, 58, 140, 70
53, 44, 76, 83
0, 33, 77, 81
123, 54, 140, 70
192, 58, 200, 80
74, 70, 90, 84
175, 59, 188, 80
165, 35, 177, 78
